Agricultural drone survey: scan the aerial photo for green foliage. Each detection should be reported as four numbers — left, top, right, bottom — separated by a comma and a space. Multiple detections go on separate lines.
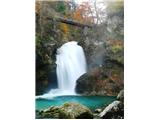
112, 45, 123, 53
63, 102, 70, 107
36, 34, 42, 48
55, 1, 66, 15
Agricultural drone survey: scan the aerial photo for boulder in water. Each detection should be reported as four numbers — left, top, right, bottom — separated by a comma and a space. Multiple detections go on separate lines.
39, 102, 93, 119
99, 100, 124, 119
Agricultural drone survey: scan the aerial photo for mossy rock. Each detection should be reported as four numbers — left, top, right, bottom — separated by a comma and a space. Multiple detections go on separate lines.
75, 62, 123, 96
40, 102, 93, 119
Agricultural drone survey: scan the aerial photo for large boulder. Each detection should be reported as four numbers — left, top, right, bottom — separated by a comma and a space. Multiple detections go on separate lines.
39, 102, 93, 119
117, 89, 124, 102
99, 100, 124, 119
76, 61, 123, 96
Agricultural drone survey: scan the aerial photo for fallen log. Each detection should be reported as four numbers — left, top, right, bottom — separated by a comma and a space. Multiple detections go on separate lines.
47, 16, 93, 28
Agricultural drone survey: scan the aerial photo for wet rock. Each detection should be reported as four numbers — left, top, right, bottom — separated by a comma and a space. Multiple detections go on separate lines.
117, 89, 124, 102
99, 100, 124, 119
95, 108, 102, 113
40, 102, 93, 119
36, 110, 41, 119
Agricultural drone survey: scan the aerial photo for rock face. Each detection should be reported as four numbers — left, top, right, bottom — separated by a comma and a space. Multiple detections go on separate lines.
75, 60, 123, 96
39, 102, 93, 119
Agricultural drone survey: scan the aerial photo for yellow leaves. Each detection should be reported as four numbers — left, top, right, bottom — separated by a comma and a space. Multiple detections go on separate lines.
61, 23, 68, 33
60, 23, 69, 40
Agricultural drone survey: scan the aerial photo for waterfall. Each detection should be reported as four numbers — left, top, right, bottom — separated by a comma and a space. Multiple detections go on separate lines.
56, 41, 87, 94
37, 41, 87, 99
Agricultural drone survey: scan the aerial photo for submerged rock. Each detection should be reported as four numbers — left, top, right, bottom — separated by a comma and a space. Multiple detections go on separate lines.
36, 110, 41, 119
39, 102, 93, 119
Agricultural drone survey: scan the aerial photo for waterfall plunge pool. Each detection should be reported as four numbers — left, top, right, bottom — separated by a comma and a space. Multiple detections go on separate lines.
36, 95, 116, 111
36, 42, 116, 114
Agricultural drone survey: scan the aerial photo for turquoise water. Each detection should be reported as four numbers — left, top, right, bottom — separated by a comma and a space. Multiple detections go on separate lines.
36, 95, 116, 111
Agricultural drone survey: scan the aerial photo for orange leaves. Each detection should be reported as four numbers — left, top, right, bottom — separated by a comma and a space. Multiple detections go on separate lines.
73, 10, 83, 23
72, 2, 94, 24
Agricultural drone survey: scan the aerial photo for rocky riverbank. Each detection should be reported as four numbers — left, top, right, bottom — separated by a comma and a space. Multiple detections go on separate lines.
36, 90, 124, 119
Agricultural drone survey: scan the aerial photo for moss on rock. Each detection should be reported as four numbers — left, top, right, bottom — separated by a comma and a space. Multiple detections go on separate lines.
39, 102, 93, 119
75, 60, 123, 96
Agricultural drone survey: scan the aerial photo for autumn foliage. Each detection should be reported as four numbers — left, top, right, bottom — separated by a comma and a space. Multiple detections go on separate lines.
72, 2, 94, 24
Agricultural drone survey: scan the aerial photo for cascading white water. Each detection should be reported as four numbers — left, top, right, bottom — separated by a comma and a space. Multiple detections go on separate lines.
56, 41, 87, 94
37, 41, 87, 99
